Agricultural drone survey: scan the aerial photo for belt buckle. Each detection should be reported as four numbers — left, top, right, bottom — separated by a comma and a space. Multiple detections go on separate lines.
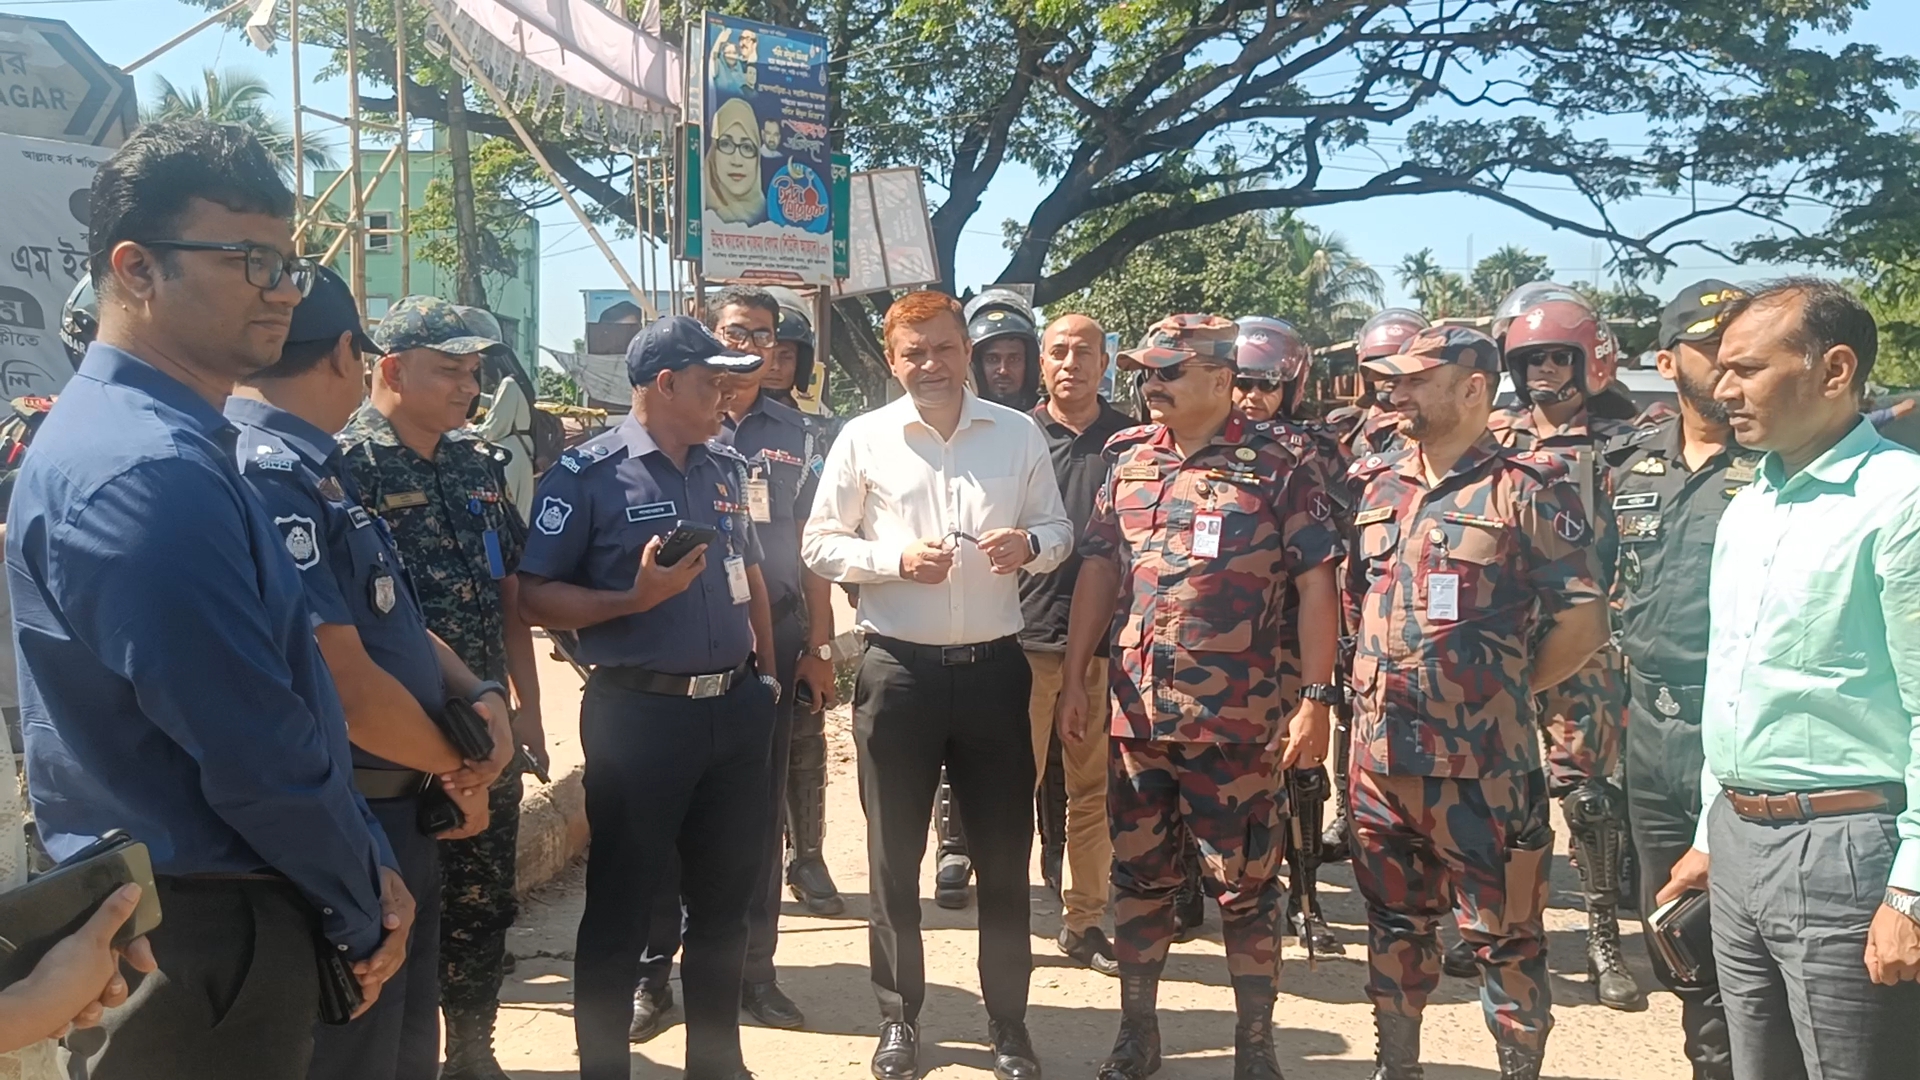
689, 672, 727, 698
940, 645, 974, 666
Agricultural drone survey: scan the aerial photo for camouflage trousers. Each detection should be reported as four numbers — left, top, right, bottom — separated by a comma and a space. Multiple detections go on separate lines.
1350, 767, 1554, 1053
441, 770, 523, 1035
1538, 650, 1624, 796
1109, 737, 1286, 990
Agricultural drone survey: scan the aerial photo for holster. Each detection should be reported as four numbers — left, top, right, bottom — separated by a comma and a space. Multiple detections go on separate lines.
436, 696, 495, 762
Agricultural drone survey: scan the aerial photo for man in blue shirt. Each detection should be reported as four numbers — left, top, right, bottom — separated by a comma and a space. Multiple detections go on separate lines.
518, 315, 780, 1080
8, 119, 410, 1078
227, 266, 517, 1080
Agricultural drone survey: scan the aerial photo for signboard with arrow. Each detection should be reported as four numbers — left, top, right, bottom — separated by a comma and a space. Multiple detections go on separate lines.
0, 16, 136, 148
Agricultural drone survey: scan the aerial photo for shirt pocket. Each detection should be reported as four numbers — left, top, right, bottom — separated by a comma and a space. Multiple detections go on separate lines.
957, 474, 1020, 535
1115, 479, 1163, 548
1426, 520, 1505, 612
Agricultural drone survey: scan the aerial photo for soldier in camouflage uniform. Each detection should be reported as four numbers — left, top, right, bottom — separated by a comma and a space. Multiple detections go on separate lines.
1056, 315, 1343, 1080
1478, 286, 1645, 1010
338, 296, 547, 1080
1345, 326, 1611, 1080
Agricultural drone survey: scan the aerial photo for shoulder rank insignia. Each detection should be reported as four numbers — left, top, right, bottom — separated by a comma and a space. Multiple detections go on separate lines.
1726, 458, 1758, 483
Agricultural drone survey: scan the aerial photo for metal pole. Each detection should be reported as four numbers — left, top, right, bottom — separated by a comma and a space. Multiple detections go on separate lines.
423, 3, 657, 317
393, 0, 412, 296
123, 0, 251, 72
344, 0, 366, 306
290, 0, 304, 225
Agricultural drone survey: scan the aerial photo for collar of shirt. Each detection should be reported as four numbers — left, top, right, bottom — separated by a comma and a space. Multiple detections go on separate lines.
886, 389, 1000, 439
1758, 416, 1876, 496
223, 397, 341, 469
618, 412, 721, 471
80, 343, 232, 439
1393, 431, 1502, 486
342, 402, 454, 463
1031, 398, 1129, 441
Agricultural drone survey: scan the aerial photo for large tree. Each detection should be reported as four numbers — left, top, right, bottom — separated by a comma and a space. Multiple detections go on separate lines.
143, 67, 333, 179
204, 1, 1919, 383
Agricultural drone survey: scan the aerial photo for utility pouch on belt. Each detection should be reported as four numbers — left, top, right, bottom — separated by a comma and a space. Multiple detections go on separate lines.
416, 784, 466, 836
315, 939, 363, 1025
437, 696, 496, 762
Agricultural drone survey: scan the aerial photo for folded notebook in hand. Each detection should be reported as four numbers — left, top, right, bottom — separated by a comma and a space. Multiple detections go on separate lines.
1646, 888, 1715, 989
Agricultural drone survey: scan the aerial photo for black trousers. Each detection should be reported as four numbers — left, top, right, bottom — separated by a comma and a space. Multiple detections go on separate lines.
1625, 693, 1733, 1080
855, 637, 1034, 1025
62, 876, 322, 1080
310, 795, 443, 1080
638, 617, 803, 989
573, 668, 776, 1080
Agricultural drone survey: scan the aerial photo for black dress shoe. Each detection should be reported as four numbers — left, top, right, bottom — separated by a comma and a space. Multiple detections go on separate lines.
871, 1020, 918, 1080
1441, 937, 1478, 980
629, 982, 676, 1042
741, 979, 805, 1029
935, 853, 972, 909
989, 1018, 1042, 1080
1057, 925, 1121, 976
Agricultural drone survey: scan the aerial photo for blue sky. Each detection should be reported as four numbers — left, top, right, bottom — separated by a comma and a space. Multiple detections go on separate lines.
14, 0, 1919, 352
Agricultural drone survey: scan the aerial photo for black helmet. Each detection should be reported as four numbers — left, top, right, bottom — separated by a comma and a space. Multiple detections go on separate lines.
962, 289, 1040, 407
775, 303, 817, 392
60, 277, 97, 368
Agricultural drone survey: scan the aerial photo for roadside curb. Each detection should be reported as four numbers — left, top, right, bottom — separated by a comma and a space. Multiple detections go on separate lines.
514, 759, 589, 897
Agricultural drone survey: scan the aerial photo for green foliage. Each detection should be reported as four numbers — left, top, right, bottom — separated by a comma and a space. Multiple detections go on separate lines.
412, 137, 531, 284
537, 364, 582, 403
142, 67, 332, 179
1858, 270, 1920, 389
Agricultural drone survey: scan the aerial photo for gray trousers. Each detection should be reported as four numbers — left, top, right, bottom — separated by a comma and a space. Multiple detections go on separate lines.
1707, 793, 1920, 1080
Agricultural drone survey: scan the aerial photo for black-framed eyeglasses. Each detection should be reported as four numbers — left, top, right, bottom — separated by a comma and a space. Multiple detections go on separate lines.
1523, 348, 1577, 369
136, 240, 316, 296
717, 324, 776, 348
1235, 374, 1284, 392
1144, 360, 1225, 384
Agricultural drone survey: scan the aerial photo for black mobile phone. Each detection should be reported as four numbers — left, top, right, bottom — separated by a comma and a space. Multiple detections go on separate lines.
316, 946, 364, 1025
655, 521, 720, 567
793, 680, 816, 711
0, 829, 163, 989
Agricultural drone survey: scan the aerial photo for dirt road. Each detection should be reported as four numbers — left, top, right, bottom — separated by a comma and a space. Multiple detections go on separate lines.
493, 705, 1690, 1079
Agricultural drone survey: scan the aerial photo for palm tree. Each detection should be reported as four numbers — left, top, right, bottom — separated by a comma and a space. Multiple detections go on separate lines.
1277, 220, 1385, 345
144, 68, 334, 179
1470, 244, 1551, 310
1394, 248, 1475, 319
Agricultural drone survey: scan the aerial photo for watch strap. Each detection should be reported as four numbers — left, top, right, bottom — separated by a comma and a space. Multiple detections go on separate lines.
1888, 889, 1920, 924
468, 680, 509, 706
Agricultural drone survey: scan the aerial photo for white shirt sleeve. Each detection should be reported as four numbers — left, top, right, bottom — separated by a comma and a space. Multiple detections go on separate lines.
802, 425, 905, 583
1692, 758, 1717, 853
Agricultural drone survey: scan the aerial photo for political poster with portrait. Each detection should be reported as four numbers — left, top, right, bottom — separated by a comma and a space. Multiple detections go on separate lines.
697, 13, 832, 285
0, 130, 100, 396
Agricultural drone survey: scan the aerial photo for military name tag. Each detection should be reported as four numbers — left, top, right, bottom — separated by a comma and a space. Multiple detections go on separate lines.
1427, 573, 1460, 622
1192, 512, 1223, 558
626, 501, 676, 523
1354, 507, 1393, 526
346, 506, 373, 530
1630, 457, 1667, 475
1613, 492, 1660, 511
1118, 463, 1159, 481
381, 490, 430, 511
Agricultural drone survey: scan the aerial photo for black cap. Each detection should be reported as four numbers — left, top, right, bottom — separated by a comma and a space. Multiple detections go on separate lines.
626, 315, 761, 385
288, 265, 378, 356
1659, 279, 1748, 349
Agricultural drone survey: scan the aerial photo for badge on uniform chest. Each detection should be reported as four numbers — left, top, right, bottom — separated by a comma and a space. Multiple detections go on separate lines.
1727, 459, 1758, 483
317, 476, 346, 502
1191, 512, 1223, 558
276, 514, 320, 570
1654, 685, 1682, 716
1631, 457, 1667, 476
369, 570, 397, 615
746, 477, 772, 523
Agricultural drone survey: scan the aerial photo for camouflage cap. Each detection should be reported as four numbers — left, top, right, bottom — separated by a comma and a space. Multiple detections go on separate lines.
1116, 313, 1240, 371
1362, 324, 1502, 377
372, 295, 502, 356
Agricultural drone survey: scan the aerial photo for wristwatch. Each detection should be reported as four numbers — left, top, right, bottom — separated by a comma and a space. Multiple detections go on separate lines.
1026, 531, 1041, 558
810, 643, 833, 661
759, 672, 782, 703
1300, 682, 1344, 706
1886, 888, 1920, 925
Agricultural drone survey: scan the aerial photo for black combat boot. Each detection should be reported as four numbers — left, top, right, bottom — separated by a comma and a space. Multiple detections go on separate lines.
1368, 1012, 1424, 1080
443, 1008, 510, 1080
1096, 967, 1162, 1080
784, 724, 845, 915
1230, 978, 1284, 1080
1563, 780, 1647, 1010
1496, 1044, 1544, 1080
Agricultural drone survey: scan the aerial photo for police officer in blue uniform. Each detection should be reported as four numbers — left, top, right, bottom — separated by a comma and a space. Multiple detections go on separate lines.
631, 287, 839, 1037
517, 315, 781, 1080
225, 266, 517, 1080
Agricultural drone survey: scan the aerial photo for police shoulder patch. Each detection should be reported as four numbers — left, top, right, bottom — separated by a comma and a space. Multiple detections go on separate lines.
535, 496, 574, 536
275, 514, 321, 570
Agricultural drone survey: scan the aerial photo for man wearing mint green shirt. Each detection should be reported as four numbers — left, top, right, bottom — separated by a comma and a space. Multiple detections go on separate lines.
1658, 279, 1920, 1080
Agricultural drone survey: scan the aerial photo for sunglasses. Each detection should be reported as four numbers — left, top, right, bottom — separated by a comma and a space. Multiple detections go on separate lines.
1523, 349, 1577, 369
1235, 375, 1284, 392
1144, 361, 1226, 384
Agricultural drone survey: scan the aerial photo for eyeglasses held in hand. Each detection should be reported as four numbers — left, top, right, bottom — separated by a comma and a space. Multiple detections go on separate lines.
135, 240, 317, 296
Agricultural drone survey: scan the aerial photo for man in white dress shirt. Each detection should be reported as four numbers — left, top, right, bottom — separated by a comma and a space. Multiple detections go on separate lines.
803, 289, 1072, 1080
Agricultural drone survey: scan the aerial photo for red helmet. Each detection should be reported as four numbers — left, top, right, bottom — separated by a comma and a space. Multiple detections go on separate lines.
1234, 316, 1311, 415
1356, 308, 1429, 362
1501, 287, 1617, 404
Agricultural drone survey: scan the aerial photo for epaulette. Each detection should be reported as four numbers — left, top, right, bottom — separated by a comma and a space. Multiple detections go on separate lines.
1485, 406, 1527, 436
1104, 423, 1160, 456
244, 437, 301, 475
1346, 447, 1405, 478
556, 435, 620, 474
1503, 447, 1573, 486
707, 438, 749, 464
1603, 422, 1663, 459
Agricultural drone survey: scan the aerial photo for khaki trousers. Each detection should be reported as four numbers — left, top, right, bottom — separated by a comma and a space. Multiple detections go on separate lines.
1024, 650, 1111, 934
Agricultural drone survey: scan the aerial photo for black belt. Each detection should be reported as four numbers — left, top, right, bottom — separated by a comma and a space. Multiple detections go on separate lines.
866, 633, 1016, 666
1628, 669, 1704, 721
598, 658, 755, 699
353, 768, 431, 800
